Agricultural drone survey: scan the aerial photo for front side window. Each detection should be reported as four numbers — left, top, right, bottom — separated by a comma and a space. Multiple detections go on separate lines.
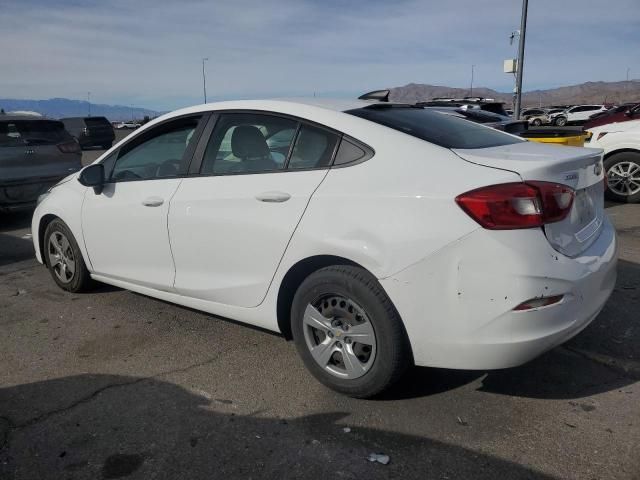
201, 113, 297, 174
288, 125, 339, 169
347, 105, 523, 149
110, 117, 200, 181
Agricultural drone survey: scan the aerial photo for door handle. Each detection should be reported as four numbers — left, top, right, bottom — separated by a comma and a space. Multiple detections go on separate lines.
255, 191, 291, 203
142, 196, 164, 207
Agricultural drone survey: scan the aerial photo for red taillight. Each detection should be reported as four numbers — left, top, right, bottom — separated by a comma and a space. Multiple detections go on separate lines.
455, 182, 574, 230
57, 140, 81, 154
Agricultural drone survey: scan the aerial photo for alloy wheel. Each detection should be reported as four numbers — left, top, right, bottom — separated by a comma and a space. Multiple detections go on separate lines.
302, 295, 376, 379
47, 231, 76, 283
607, 161, 640, 197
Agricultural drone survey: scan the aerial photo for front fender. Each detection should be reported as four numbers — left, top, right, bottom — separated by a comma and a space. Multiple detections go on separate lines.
32, 177, 91, 270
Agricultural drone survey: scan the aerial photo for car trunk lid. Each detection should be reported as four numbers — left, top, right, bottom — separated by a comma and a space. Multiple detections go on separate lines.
453, 141, 605, 257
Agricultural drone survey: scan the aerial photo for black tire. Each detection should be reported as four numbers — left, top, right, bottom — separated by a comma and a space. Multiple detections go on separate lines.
531, 118, 542, 126
555, 116, 567, 126
291, 265, 412, 398
604, 152, 640, 203
43, 219, 95, 292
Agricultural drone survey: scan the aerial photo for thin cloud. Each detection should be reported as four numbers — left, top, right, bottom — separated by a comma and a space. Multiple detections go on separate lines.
2, 0, 638, 110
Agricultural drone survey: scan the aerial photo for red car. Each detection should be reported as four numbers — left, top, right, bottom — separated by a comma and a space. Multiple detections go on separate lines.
584, 102, 640, 129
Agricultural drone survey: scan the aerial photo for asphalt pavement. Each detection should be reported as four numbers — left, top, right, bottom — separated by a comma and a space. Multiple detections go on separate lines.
0, 143, 638, 479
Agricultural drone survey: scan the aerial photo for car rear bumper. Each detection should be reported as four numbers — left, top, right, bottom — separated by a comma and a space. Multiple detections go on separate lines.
380, 216, 618, 370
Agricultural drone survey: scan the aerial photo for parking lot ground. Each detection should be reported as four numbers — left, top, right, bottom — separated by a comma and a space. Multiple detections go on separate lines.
0, 155, 639, 478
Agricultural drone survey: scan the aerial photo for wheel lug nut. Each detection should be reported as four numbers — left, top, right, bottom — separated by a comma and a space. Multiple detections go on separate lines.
345, 338, 352, 345
327, 332, 334, 338
343, 325, 349, 331
336, 342, 342, 348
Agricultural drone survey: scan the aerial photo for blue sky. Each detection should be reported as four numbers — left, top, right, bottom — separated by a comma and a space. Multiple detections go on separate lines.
1, 0, 639, 111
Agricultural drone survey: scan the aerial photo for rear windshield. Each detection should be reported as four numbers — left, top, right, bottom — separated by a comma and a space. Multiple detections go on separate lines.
0, 120, 70, 147
84, 117, 111, 127
347, 106, 524, 149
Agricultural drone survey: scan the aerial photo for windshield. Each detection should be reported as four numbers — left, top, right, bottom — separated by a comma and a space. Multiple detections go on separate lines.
0, 120, 70, 147
347, 106, 524, 149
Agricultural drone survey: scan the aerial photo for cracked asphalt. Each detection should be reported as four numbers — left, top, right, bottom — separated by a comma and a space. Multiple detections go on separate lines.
0, 141, 639, 479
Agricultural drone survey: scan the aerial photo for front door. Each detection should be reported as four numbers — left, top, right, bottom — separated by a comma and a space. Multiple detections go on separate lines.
169, 112, 340, 307
82, 114, 204, 290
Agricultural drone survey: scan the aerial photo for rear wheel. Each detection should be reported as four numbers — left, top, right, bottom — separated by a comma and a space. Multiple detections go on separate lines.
291, 265, 411, 398
44, 219, 94, 292
604, 152, 640, 203
555, 116, 567, 126
531, 118, 542, 126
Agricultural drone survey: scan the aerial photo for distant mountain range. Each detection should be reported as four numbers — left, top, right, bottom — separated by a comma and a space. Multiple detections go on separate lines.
389, 80, 640, 107
0, 98, 161, 121
2, 80, 639, 121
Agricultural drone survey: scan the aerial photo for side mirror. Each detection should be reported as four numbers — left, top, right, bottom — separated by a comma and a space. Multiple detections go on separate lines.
78, 164, 105, 194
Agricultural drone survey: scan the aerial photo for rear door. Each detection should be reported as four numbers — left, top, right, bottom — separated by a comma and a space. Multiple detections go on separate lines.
168, 112, 340, 307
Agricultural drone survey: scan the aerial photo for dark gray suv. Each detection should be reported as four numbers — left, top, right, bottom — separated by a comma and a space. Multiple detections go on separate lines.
60, 116, 115, 150
0, 115, 82, 212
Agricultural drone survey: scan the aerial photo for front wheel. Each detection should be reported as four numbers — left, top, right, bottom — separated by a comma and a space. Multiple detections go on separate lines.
291, 265, 412, 398
531, 118, 542, 126
604, 152, 640, 203
44, 219, 95, 292
555, 116, 567, 126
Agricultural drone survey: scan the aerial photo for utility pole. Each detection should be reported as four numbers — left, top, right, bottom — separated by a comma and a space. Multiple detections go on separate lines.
470, 65, 475, 97
627, 67, 630, 82
87, 91, 91, 116
202, 58, 209, 103
513, 0, 528, 119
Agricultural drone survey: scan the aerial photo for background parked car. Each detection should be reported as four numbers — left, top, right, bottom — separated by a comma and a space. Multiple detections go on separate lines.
60, 116, 115, 149
586, 119, 640, 203
0, 115, 82, 212
115, 121, 142, 130
584, 102, 640, 130
550, 105, 608, 126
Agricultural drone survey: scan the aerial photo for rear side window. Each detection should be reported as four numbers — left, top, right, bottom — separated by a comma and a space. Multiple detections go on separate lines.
201, 113, 298, 174
288, 125, 339, 169
0, 120, 69, 147
347, 106, 523, 149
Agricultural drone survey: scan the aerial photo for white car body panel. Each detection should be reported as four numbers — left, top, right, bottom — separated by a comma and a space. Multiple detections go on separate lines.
82, 179, 182, 290
586, 119, 640, 154
31, 98, 618, 370
169, 170, 329, 307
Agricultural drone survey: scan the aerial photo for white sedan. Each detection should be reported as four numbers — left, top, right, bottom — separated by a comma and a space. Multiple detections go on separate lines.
586, 119, 640, 203
32, 98, 617, 397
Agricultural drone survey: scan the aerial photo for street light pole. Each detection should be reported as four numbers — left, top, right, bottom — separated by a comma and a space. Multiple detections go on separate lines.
202, 57, 209, 104
513, 0, 528, 119
470, 64, 475, 97
87, 91, 91, 116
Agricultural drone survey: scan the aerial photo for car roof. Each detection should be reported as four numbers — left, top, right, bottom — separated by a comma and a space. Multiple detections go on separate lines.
164, 98, 393, 118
